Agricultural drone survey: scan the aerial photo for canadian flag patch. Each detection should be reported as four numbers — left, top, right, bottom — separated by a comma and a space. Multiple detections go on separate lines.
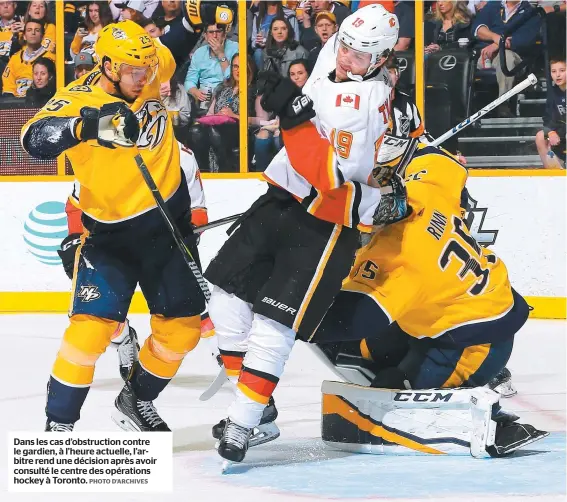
335, 93, 360, 110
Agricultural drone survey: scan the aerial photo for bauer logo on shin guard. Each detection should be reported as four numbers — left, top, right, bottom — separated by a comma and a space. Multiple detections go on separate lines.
262, 297, 297, 315
78, 285, 101, 302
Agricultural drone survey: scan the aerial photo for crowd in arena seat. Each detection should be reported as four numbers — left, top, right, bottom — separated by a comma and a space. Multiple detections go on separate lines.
0, 0, 565, 171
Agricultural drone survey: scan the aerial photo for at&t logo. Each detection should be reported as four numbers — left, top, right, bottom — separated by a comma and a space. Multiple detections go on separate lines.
23, 201, 67, 266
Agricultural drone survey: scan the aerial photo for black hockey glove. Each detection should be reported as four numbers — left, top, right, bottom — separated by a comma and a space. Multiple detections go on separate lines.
57, 233, 81, 280
79, 102, 139, 149
259, 71, 315, 130
259, 71, 300, 115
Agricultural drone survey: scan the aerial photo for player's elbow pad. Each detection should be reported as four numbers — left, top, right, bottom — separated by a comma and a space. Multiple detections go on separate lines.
22, 117, 80, 160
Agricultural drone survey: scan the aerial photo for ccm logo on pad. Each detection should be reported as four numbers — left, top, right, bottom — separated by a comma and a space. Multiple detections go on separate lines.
394, 392, 453, 403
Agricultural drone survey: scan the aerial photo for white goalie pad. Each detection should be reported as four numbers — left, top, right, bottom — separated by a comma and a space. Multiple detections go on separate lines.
321, 380, 501, 458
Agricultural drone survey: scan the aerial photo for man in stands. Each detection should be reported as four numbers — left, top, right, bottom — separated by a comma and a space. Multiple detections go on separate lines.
2, 20, 54, 98
306, 10, 337, 69
299, 0, 350, 49
473, 0, 542, 117
184, 22, 238, 112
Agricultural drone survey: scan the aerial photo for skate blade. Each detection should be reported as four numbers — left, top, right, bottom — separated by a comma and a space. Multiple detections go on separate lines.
221, 459, 233, 474
494, 380, 518, 398
249, 422, 280, 447
506, 430, 550, 454
111, 409, 142, 432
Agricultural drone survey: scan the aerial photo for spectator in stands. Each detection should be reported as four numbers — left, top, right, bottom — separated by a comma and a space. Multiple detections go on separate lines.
300, 0, 350, 50
70, 1, 113, 57
262, 17, 308, 75
24, 1, 56, 55
139, 16, 164, 37
116, 1, 145, 24
425, 1, 472, 54
160, 72, 192, 129
473, 0, 542, 116
151, 0, 184, 32
394, 1, 414, 51
110, 0, 159, 20
250, 1, 299, 71
184, 23, 239, 113
289, 58, 310, 88
25, 56, 55, 107
306, 10, 337, 70
73, 51, 95, 78
0, 1, 23, 72
188, 54, 257, 172
2, 20, 54, 98
536, 58, 566, 169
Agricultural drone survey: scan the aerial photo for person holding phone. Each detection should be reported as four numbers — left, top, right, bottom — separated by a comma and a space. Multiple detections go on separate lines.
70, 1, 113, 58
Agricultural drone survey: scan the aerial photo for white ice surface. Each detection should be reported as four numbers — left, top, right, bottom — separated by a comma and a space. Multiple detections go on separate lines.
0, 315, 565, 501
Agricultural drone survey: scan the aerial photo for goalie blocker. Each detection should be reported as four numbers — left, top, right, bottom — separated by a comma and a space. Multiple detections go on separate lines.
321, 381, 548, 458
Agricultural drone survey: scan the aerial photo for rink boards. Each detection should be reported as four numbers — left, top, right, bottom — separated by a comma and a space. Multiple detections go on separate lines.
0, 173, 565, 317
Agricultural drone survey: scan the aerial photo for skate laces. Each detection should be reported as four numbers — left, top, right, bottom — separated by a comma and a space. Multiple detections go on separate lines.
49, 421, 74, 432
225, 421, 251, 448
137, 401, 163, 427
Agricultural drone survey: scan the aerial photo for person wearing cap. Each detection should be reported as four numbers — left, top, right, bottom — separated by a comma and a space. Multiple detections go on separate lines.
116, 0, 146, 23
306, 10, 337, 68
74, 50, 95, 79
299, 0, 350, 50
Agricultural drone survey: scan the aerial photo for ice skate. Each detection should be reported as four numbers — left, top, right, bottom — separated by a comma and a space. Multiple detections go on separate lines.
488, 422, 549, 457
45, 420, 74, 432
488, 367, 517, 398
111, 325, 140, 382
218, 418, 252, 470
213, 396, 279, 447
112, 382, 170, 431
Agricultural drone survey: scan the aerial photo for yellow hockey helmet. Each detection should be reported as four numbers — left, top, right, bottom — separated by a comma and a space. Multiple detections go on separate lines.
95, 20, 158, 85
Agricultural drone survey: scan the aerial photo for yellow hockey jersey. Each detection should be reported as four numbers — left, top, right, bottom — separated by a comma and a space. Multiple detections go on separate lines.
343, 147, 514, 339
22, 39, 178, 223
2, 46, 55, 97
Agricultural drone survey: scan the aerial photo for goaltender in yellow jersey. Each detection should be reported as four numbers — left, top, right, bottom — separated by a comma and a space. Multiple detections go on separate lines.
313, 140, 530, 390
21, 20, 205, 432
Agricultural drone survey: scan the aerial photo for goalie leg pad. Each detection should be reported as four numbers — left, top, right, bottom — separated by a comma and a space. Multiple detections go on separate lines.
321, 381, 545, 457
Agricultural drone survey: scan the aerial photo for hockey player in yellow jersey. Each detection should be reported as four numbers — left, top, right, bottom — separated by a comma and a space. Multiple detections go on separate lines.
21, 20, 206, 432
314, 138, 530, 391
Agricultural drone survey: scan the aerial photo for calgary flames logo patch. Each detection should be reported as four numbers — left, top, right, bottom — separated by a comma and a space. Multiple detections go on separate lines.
135, 100, 167, 150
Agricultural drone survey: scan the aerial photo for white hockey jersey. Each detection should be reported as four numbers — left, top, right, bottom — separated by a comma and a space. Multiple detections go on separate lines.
263, 34, 392, 232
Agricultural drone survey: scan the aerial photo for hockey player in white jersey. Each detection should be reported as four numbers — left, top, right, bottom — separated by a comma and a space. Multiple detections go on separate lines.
204, 4, 405, 467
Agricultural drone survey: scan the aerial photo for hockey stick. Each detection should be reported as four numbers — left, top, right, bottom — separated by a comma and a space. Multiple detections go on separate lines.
431, 73, 538, 147
194, 212, 243, 234
134, 154, 211, 302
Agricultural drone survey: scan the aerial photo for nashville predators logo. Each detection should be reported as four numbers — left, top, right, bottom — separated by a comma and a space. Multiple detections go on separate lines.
135, 100, 167, 150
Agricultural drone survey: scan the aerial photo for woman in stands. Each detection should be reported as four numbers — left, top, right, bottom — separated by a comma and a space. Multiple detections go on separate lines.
261, 16, 308, 76
24, 1, 55, 55
188, 54, 258, 172
250, 1, 299, 71
25, 56, 55, 108
425, 0, 472, 54
70, 1, 113, 58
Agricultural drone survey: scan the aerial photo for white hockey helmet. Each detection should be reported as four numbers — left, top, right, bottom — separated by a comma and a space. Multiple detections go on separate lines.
337, 4, 399, 79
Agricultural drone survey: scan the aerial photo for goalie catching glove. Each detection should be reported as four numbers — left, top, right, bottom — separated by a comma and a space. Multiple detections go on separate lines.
79, 102, 139, 149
